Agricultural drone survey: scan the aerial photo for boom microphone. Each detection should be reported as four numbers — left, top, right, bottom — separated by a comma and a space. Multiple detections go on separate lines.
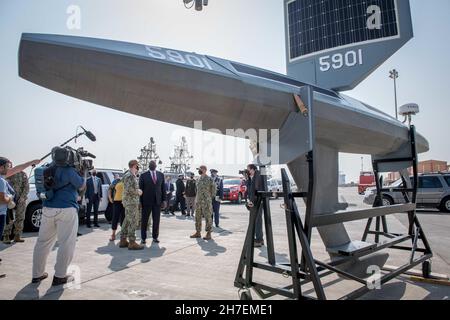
80, 126, 97, 142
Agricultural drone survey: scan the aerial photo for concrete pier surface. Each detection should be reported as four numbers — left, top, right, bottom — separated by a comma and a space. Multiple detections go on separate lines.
0, 188, 449, 300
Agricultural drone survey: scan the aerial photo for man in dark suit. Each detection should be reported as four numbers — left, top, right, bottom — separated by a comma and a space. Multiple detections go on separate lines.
86, 170, 103, 228
246, 164, 264, 247
211, 169, 224, 228
164, 176, 175, 215
139, 160, 167, 244
171, 174, 186, 215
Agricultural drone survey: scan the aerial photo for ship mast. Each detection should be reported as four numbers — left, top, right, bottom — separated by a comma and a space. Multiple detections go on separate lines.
137, 137, 161, 170
167, 136, 193, 174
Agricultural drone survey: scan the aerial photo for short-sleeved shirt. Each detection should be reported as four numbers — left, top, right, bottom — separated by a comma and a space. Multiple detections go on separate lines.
0, 176, 12, 216
113, 181, 124, 202
43, 166, 84, 209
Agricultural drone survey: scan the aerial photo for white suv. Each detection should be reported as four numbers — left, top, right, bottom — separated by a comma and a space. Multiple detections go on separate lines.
24, 168, 123, 232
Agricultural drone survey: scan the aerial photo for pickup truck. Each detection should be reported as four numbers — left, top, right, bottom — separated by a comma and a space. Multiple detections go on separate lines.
24, 168, 123, 232
223, 178, 247, 204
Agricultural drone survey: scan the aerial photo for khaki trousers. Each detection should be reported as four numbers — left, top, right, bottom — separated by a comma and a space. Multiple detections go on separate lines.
32, 207, 78, 278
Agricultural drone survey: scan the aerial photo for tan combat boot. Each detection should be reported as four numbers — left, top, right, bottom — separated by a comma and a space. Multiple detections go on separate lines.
119, 237, 129, 248
190, 231, 201, 239
128, 240, 144, 250
3, 236, 11, 245
14, 234, 25, 243
203, 232, 212, 240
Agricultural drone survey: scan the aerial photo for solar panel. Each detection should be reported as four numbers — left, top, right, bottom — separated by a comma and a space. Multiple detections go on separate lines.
287, 0, 399, 60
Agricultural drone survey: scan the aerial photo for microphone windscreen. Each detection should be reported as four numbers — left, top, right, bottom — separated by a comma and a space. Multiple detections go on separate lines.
86, 131, 96, 142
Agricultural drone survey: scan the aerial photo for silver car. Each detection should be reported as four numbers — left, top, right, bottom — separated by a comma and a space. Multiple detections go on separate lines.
363, 173, 450, 212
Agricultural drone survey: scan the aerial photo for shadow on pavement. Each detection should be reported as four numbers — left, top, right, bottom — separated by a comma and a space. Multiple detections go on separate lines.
257, 248, 289, 264
95, 241, 166, 272
359, 281, 407, 300
14, 283, 40, 300
196, 238, 226, 257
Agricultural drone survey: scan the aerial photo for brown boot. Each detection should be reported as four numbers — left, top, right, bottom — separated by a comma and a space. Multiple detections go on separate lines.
128, 240, 144, 250
14, 235, 25, 243
203, 232, 212, 240
190, 231, 201, 239
119, 237, 129, 248
2, 236, 11, 245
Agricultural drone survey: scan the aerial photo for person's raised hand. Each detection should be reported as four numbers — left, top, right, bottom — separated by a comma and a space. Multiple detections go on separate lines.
30, 159, 41, 168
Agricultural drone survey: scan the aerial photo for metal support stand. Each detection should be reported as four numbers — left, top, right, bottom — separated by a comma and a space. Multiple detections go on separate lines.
234, 123, 433, 300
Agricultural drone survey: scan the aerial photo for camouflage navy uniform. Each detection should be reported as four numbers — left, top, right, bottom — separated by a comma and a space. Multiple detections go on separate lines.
195, 175, 216, 233
121, 171, 140, 242
4, 171, 29, 239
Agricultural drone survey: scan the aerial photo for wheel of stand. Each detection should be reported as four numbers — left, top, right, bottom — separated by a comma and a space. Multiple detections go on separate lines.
422, 260, 432, 279
240, 291, 253, 300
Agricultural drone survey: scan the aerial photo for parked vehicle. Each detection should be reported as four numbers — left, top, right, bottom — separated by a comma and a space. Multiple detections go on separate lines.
24, 168, 123, 232
363, 173, 450, 212
268, 178, 283, 199
223, 178, 247, 204
358, 171, 376, 195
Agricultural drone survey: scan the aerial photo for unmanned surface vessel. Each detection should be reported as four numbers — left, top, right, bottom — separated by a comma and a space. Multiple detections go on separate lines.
18, 0, 432, 298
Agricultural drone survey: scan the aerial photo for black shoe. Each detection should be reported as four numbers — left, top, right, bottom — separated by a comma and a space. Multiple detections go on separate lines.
170, 212, 175, 216
0, 274, 5, 279
153, 238, 160, 243
52, 275, 74, 286
77, 233, 82, 237
182, 212, 187, 216
32, 272, 48, 284
94, 224, 100, 228
254, 240, 264, 248
141, 240, 147, 245
86, 225, 92, 228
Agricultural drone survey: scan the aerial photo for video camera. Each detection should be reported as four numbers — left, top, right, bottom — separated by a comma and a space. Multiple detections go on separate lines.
239, 169, 250, 177
51, 146, 95, 173
35, 146, 95, 200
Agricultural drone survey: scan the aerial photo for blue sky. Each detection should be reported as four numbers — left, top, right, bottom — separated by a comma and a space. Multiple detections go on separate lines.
0, 0, 449, 182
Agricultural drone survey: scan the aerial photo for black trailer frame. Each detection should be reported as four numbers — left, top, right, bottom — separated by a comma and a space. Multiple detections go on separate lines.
234, 86, 433, 300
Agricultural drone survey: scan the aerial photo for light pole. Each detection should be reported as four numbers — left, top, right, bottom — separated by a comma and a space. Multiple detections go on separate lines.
389, 69, 399, 120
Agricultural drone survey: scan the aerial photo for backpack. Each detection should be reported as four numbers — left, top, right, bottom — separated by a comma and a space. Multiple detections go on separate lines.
35, 164, 69, 200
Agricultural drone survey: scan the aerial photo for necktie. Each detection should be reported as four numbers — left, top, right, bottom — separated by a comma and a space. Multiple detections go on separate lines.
152, 171, 156, 184
93, 177, 98, 194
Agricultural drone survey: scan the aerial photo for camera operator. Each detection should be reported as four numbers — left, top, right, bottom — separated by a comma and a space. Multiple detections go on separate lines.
31, 148, 87, 286
245, 164, 265, 248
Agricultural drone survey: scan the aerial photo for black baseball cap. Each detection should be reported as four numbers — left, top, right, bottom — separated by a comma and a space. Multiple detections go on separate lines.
0, 157, 11, 167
